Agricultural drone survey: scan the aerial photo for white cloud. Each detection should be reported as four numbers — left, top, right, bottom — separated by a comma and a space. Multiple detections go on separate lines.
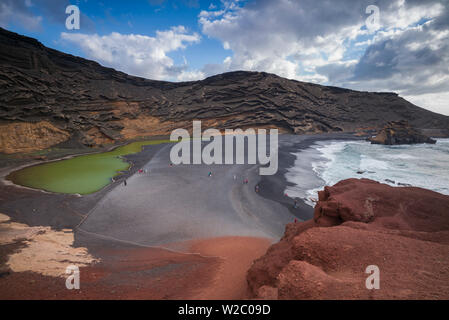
61, 26, 201, 81
0, 0, 42, 31
176, 69, 205, 81
405, 92, 449, 116
198, 0, 370, 80
198, 0, 449, 115
381, 0, 444, 30
4, 0, 447, 115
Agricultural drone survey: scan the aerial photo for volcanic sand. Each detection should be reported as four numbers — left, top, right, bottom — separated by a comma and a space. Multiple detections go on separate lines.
0, 134, 356, 299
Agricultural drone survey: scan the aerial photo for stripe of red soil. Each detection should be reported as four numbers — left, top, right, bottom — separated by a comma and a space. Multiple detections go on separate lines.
187, 237, 273, 300
0, 237, 272, 300
0, 246, 220, 300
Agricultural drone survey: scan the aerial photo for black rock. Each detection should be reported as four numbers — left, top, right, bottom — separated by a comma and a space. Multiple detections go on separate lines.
369, 120, 437, 145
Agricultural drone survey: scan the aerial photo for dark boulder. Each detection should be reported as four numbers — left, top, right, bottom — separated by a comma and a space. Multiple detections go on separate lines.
369, 120, 437, 145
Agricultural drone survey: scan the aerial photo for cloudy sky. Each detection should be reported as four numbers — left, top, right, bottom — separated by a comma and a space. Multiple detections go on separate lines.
1, 0, 448, 115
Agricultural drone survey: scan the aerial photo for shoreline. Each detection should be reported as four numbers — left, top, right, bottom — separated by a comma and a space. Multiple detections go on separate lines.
282, 136, 449, 204
258, 133, 363, 221
0, 132, 362, 233
1, 138, 172, 196
7, 132, 447, 300
0, 132, 362, 300
0, 132, 360, 209
0, 141, 168, 229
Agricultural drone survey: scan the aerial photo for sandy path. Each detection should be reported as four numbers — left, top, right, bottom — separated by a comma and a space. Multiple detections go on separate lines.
188, 236, 273, 300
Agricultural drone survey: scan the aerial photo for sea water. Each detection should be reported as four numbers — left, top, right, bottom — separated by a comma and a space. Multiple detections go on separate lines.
285, 138, 449, 207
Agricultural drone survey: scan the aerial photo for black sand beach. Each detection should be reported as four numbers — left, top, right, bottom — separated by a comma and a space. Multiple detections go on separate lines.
0, 133, 361, 247
258, 133, 361, 221
0, 132, 361, 299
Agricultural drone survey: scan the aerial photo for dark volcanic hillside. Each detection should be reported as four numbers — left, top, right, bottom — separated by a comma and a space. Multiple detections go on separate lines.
1, 27, 448, 153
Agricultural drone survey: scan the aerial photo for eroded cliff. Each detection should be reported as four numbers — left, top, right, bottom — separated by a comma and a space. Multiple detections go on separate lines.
247, 179, 449, 299
1, 28, 448, 153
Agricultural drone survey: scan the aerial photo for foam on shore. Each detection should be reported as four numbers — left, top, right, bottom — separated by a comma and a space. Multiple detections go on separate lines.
286, 138, 449, 207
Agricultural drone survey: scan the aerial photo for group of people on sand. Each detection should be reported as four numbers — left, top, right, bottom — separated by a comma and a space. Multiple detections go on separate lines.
123, 164, 304, 227
207, 170, 256, 190
124, 165, 304, 215
207, 170, 263, 197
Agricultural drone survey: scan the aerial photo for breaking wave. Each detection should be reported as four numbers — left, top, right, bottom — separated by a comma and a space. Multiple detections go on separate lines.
285, 138, 449, 207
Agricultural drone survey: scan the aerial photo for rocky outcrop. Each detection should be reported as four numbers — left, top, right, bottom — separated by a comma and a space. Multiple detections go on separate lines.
369, 120, 437, 145
1, 27, 449, 153
247, 179, 449, 299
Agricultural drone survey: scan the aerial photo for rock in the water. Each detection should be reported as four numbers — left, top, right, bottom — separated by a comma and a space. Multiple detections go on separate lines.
369, 120, 437, 145
247, 178, 449, 299
398, 182, 413, 187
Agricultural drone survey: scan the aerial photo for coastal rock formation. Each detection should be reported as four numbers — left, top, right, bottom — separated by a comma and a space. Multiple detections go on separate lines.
369, 120, 437, 145
1, 28, 449, 153
247, 179, 449, 299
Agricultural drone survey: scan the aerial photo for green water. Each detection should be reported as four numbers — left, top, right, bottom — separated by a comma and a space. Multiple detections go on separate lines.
7, 140, 170, 195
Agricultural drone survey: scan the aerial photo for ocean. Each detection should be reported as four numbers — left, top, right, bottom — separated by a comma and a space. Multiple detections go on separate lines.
285, 138, 449, 207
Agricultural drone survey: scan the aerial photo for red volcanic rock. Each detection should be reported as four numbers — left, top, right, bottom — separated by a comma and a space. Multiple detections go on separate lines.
247, 179, 449, 299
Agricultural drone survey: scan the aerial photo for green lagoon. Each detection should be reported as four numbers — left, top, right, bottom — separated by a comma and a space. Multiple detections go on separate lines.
7, 140, 170, 195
